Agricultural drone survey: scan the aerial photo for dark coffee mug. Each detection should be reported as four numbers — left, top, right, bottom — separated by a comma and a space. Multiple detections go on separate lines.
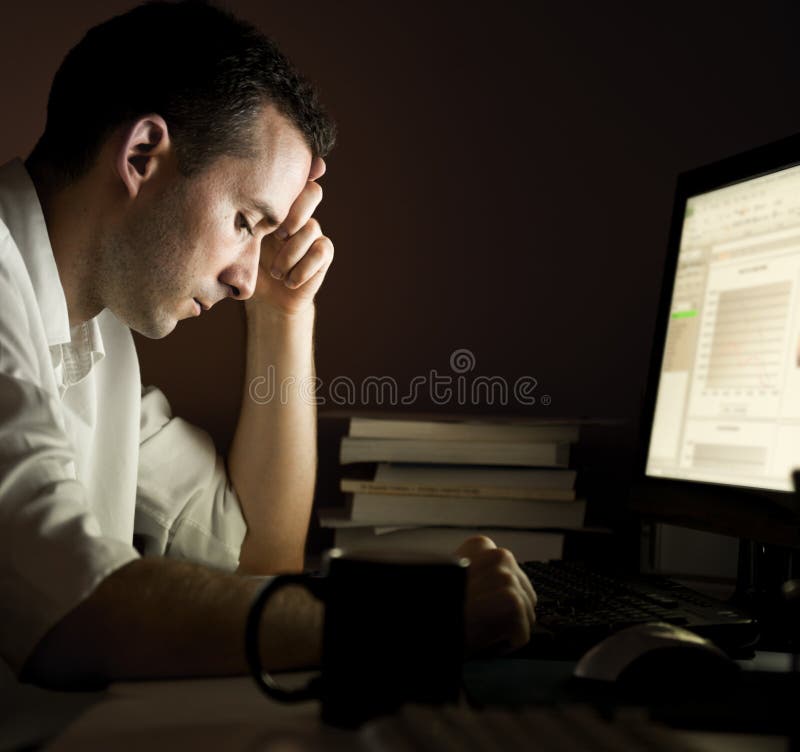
245, 548, 468, 728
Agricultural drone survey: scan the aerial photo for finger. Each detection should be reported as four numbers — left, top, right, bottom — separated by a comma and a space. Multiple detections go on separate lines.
287, 261, 331, 302
503, 557, 536, 628
469, 548, 536, 631
466, 587, 532, 655
455, 535, 496, 560
270, 218, 322, 280
494, 588, 533, 650
509, 559, 538, 623
517, 573, 537, 629
276, 181, 323, 239
285, 236, 334, 289
309, 157, 326, 181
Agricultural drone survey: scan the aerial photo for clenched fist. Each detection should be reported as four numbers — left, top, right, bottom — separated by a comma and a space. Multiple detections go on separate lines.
456, 536, 537, 656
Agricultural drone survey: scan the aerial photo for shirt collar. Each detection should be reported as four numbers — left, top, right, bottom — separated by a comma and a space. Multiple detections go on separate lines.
55, 317, 106, 392
0, 158, 71, 346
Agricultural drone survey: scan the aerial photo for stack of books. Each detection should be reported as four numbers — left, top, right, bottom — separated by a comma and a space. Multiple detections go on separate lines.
318, 416, 586, 561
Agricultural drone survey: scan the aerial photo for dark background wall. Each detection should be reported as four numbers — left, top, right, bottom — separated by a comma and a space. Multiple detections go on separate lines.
3, 0, 800, 460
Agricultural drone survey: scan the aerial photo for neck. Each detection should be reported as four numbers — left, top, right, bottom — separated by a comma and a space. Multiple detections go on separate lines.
26, 160, 104, 327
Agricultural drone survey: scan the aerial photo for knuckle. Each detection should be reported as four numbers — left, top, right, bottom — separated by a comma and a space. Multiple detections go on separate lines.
305, 217, 321, 235
458, 535, 495, 560
495, 547, 516, 567
469, 535, 495, 549
485, 547, 513, 568
308, 180, 323, 201
494, 570, 517, 590
316, 235, 334, 261
306, 242, 330, 269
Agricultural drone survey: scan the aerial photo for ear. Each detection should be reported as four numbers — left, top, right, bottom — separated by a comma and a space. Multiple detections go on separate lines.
115, 115, 171, 199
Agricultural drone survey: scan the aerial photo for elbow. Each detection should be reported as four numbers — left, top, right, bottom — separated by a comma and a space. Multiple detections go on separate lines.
21, 636, 111, 691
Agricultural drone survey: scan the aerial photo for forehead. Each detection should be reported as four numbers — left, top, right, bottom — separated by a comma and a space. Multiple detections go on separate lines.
206, 105, 313, 221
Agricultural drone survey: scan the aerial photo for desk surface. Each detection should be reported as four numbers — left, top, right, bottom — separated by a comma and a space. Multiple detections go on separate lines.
20, 663, 787, 752
46, 673, 351, 752
0, 671, 342, 752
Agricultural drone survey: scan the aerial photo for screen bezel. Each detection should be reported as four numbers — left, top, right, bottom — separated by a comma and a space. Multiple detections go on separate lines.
635, 133, 800, 542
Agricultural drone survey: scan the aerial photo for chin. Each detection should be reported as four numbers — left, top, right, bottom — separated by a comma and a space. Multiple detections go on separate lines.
127, 312, 178, 340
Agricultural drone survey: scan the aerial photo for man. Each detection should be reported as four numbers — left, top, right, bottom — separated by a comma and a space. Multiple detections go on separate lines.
0, 1, 536, 686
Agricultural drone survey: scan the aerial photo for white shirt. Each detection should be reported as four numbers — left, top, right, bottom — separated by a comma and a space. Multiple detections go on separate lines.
0, 159, 247, 676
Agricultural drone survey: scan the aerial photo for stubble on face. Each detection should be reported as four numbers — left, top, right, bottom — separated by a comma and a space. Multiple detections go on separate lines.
92, 105, 314, 338
96, 175, 201, 339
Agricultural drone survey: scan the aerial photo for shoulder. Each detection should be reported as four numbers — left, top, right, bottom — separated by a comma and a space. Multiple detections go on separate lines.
0, 219, 29, 297
0, 222, 42, 381
0, 219, 35, 334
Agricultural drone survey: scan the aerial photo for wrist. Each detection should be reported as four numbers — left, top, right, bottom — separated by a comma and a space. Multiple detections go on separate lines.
244, 298, 316, 328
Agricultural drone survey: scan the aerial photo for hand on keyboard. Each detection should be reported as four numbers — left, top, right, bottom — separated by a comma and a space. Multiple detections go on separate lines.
455, 536, 538, 657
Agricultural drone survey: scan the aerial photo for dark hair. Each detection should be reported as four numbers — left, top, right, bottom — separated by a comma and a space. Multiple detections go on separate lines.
29, 1, 336, 181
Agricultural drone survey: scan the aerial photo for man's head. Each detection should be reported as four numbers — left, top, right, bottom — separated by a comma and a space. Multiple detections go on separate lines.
28, 1, 336, 338
92, 104, 317, 338
29, 0, 335, 183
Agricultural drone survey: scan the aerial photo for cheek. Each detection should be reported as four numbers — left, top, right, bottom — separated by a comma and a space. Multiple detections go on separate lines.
180, 196, 243, 277
204, 212, 243, 265
189, 229, 239, 279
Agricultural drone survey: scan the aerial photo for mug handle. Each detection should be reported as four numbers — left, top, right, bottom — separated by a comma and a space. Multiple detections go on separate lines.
245, 573, 326, 702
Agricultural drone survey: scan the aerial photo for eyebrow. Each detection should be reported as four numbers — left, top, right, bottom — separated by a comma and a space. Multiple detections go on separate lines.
247, 199, 282, 229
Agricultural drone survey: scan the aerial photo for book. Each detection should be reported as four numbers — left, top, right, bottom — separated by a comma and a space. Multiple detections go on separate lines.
321, 494, 586, 529
373, 464, 576, 488
339, 437, 570, 468
328, 525, 565, 562
349, 417, 580, 443
340, 463, 577, 501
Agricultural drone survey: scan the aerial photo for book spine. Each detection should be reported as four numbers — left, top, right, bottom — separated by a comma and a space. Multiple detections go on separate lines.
349, 418, 580, 443
348, 494, 586, 528
339, 480, 576, 501
340, 438, 570, 467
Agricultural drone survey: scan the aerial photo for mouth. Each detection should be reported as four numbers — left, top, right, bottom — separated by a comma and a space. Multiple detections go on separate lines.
193, 298, 202, 316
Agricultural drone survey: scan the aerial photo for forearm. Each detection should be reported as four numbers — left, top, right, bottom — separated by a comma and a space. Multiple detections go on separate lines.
229, 302, 317, 574
23, 557, 323, 688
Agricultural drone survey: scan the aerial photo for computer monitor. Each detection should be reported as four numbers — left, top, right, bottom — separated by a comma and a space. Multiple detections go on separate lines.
635, 134, 800, 550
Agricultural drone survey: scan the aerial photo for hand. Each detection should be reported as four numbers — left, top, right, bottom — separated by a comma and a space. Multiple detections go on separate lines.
251, 157, 334, 316
455, 536, 537, 657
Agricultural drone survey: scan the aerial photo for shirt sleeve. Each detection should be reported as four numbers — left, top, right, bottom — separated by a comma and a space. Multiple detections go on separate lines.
0, 251, 139, 675
134, 386, 247, 572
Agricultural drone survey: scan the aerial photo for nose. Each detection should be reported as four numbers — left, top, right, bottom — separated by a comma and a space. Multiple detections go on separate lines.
219, 241, 260, 301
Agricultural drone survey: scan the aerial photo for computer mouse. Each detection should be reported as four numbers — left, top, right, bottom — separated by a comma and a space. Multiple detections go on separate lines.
573, 622, 740, 697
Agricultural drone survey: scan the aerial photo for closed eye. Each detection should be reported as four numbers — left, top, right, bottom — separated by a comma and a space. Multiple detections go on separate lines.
236, 212, 255, 236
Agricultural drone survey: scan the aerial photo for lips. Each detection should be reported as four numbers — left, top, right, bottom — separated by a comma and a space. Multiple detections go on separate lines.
192, 298, 214, 315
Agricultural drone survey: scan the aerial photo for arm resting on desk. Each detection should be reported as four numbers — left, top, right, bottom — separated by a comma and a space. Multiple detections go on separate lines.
22, 558, 323, 688
23, 539, 537, 688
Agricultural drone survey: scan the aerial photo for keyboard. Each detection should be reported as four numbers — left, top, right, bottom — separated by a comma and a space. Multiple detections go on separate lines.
519, 560, 759, 658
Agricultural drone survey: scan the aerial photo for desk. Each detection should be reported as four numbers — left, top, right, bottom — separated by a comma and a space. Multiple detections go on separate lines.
46, 674, 351, 752
26, 661, 790, 751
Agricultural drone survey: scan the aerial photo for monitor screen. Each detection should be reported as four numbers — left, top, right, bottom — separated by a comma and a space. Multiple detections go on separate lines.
645, 156, 800, 494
